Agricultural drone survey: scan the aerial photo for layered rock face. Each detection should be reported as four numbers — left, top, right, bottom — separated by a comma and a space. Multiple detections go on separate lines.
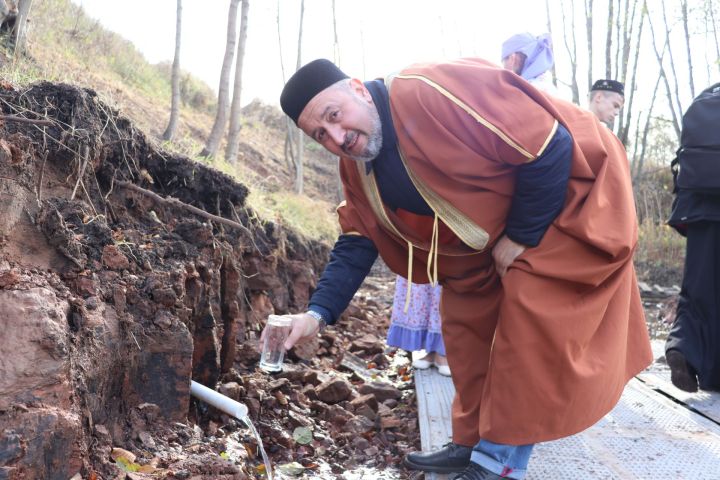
0, 82, 329, 479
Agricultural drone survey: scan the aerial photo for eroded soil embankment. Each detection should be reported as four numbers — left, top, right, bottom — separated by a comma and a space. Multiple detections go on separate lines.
0, 82, 332, 479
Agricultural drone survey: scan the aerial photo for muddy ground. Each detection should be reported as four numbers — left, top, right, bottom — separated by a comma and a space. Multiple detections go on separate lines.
0, 81, 681, 480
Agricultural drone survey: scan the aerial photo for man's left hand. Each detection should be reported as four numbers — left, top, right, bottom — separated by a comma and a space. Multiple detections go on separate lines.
492, 235, 527, 277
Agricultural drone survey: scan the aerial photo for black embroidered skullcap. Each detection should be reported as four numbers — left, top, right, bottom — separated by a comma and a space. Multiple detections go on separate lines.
280, 59, 350, 125
591, 79, 624, 96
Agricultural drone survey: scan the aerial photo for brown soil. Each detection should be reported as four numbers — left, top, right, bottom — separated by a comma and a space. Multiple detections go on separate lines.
0, 82, 420, 480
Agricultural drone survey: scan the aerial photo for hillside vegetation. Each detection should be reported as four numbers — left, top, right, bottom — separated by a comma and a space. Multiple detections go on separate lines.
0, 0, 340, 244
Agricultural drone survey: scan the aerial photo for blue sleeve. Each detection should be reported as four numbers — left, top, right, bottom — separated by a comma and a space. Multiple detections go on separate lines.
505, 124, 573, 247
308, 234, 378, 325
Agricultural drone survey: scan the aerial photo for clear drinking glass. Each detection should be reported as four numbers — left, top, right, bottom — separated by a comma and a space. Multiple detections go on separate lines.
259, 315, 292, 373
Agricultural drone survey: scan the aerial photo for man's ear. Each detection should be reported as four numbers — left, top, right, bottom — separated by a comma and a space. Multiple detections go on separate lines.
349, 78, 373, 103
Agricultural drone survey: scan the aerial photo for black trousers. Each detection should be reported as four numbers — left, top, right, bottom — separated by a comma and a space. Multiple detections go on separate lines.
666, 221, 720, 390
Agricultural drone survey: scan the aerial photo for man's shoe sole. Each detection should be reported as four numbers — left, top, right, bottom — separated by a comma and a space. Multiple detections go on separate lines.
403, 456, 468, 474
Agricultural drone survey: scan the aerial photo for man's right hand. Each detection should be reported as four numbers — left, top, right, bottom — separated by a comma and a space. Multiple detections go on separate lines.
259, 313, 321, 351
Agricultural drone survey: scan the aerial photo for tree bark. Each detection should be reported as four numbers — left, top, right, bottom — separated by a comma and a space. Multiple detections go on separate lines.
633, 73, 662, 182
585, 0, 594, 91
560, 0, 580, 104
618, 1, 645, 146
605, 0, 614, 77
225, 0, 250, 164
332, 0, 344, 202
332, 0, 340, 65
646, 0, 681, 141
616, 0, 637, 142
162, 0, 183, 141
680, 0, 695, 98
546, 0, 558, 87
13, 0, 33, 56
293, 0, 305, 195
660, 0, 684, 120
200, 0, 241, 159
614, 0, 622, 77
709, 0, 720, 74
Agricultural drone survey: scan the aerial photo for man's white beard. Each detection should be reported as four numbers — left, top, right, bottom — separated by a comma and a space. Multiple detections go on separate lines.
348, 105, 383, 163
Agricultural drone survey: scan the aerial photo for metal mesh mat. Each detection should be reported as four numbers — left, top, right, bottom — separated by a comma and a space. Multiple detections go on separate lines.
415, 369, 720, 480
528, 379, 720, 479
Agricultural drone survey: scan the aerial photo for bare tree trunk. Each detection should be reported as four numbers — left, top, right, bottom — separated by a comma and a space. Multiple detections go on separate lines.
277, 1, 298, 179
162, 0, 182, 141
293, 0, 305, 195
585, 0, 594, 91
660, 0, 684, 120
646, 0, 681, 141
276, 0, 286, 83
616, 0, 638, 142
630, 109, 643, 175
613, 0, 622, 77
633, 73, 662, 182
709, 0, 720, 74
332, 0, 344, 202
225, 0, 250, 164
605, 0, 614, 77
560, 0, 580, 104
680, 0, 695, 97
332, 0, 340, 65
12, 0, 33, 55
546, 0, 558, 87
201, 0, 240, 159
618, 1, 644, 146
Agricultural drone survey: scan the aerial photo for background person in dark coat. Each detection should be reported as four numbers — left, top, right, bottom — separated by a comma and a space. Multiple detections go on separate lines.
666, 83, 720, 393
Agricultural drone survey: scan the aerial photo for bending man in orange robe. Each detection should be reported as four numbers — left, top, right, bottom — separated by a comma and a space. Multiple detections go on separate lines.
267, 57, 652, 479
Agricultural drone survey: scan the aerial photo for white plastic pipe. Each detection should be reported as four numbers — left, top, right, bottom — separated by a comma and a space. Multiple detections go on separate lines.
190, 380, 249, 421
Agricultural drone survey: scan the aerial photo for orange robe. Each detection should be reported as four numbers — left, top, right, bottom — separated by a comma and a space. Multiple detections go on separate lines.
336, 58, 652, 445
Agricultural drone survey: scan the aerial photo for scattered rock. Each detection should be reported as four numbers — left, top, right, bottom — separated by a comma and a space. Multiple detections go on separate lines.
316, 378, 352, 404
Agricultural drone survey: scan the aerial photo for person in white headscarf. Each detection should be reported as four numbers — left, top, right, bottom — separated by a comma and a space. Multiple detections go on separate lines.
501, 32, 556, 94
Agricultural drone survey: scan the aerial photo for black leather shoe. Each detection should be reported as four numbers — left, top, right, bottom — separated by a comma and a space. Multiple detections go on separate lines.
403, 442, 472, 473
667, 349, 698, 393
454, 461, 505, 479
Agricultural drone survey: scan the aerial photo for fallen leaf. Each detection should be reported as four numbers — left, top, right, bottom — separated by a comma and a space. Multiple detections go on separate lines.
243, 442, 256, 459
110, 447, 136, 464
137, 464, 157, 473
114, 456, 140, 472
277, 461, 305, 476
292, 426, 313, 445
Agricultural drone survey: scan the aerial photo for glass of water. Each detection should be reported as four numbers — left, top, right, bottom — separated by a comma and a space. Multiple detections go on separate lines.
259, 315, 292, 373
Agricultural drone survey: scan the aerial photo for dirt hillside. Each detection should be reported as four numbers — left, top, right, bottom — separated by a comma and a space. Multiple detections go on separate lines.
0, 81, 419, 480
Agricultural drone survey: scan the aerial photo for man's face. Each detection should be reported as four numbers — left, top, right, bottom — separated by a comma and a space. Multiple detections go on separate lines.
590, 91, 624, 124
298, 78, 383, 163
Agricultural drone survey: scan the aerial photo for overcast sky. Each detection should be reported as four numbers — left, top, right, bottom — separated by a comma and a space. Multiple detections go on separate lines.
71, 0, 557, 106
